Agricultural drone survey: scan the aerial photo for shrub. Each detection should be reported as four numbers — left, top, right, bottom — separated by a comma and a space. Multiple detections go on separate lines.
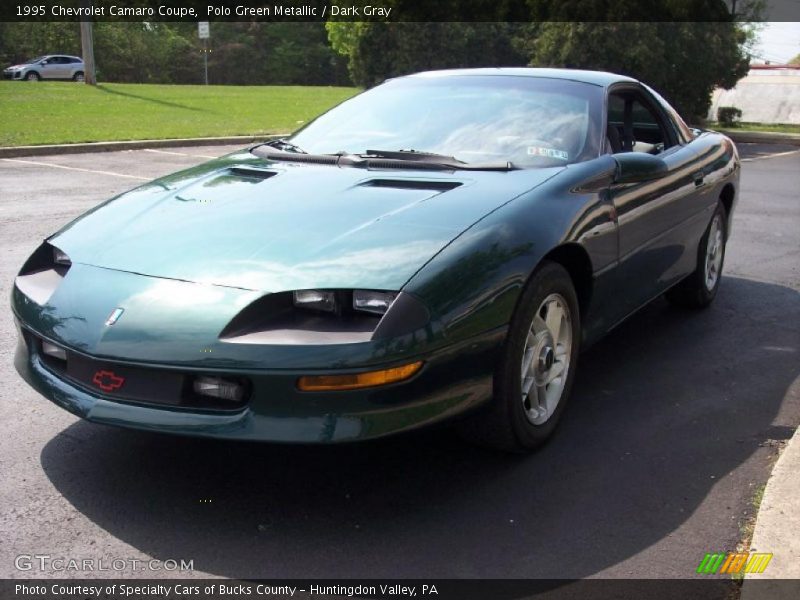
717, 106, 743, 127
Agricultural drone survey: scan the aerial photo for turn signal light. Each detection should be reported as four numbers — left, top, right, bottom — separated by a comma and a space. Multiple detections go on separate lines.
297, 361, 423, 392
41, 340, 67, 361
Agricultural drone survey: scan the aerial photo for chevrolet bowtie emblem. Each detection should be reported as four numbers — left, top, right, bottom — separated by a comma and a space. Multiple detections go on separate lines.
105, 307, 124, 326
92, 370, 125, 392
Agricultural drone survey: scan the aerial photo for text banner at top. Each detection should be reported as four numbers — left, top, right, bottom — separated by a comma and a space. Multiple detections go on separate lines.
3, 0, 800, 22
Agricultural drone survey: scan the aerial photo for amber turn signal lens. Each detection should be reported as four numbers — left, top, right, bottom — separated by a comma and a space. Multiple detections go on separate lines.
297, 361, 423, 392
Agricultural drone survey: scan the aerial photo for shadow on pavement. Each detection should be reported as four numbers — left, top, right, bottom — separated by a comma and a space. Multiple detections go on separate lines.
96, 85, 208, 113
40, 276, 800, 578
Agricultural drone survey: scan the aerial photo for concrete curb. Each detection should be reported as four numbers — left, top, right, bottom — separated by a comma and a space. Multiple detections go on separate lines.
740, 426, 800, 598
723, 130, 800, 146
0, 134, 282, 158
2, 130, 798, 159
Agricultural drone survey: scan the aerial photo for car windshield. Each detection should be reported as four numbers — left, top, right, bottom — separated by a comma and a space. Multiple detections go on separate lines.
290, 75, 604, 168
26, 56, 48, 64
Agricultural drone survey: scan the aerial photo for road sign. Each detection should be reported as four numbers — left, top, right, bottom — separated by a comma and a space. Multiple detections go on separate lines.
198, 22, 210, 39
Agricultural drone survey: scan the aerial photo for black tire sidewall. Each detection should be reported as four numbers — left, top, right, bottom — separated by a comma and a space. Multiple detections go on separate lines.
497, 261, 581, 448
25, 72, 39, 81
695, 202, 728, 304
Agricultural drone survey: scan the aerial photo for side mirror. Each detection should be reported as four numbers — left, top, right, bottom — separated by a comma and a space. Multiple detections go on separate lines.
612, 152, 668, 184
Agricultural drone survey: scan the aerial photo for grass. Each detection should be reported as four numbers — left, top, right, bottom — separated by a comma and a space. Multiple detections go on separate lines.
0, 81, 359, 146
709, 121, 800, 135
732, 483, 768, 582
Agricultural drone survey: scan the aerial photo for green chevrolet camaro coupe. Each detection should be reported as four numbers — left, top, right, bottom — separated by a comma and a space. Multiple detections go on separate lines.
12, 68, 739, 451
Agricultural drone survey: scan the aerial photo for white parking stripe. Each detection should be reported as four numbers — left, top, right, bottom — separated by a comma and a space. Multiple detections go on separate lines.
143, 149, 218, 159
0, 158, 149, 180
741, 148, 800, 162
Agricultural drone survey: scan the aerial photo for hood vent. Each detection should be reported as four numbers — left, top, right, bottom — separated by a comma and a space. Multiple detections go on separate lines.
228, 167, 278, 180
360, 179, 462, 192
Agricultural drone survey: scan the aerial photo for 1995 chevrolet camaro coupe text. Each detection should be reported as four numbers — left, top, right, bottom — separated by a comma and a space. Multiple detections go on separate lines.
12, 69, 738, 451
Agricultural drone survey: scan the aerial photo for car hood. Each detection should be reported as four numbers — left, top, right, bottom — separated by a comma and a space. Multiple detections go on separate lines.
50, 150, 563, 292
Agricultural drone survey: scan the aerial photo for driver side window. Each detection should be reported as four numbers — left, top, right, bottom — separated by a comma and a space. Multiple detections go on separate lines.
607, 92, 672, 156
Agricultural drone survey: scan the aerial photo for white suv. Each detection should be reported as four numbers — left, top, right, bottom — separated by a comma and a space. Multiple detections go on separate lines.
3, 55, 85, 81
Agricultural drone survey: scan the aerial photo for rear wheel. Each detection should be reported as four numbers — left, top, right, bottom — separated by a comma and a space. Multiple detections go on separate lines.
665, 200, 727, 308
73, 71, 85, 82
458, 261, 581, 452
25, 71, 40, 81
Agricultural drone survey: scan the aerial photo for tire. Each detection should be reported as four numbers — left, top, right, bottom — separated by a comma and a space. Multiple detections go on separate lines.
458, 261, 581, 452
73, 71, 85, 82
665, 200, 727, 309
25, 71, 40, 81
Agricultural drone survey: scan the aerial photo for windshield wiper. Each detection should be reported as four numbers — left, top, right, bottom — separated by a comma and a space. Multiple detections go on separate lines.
358, 149, 517, 171
251, 146, 517, 171
364, 149, 467, 163
260, 138, 307, 154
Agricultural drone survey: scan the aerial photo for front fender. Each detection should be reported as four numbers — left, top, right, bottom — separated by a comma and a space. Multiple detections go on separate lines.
403, 156, 619, 344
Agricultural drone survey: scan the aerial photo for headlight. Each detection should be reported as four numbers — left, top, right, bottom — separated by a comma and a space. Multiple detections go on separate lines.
220, 289, 430, 345
293, 290, 336, 312
14, 242, 72, 305
292, 289, 398, 316
353, 290, 397, 315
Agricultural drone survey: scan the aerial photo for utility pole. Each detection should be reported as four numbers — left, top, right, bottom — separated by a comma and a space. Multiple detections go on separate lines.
198, 22, 210, 85
79, 0, 96, 85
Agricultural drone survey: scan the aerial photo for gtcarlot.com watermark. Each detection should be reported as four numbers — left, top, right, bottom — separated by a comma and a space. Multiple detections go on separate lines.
15, 554, 194, 573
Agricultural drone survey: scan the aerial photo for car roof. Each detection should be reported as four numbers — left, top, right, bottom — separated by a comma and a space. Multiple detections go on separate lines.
405, 67, 638, 88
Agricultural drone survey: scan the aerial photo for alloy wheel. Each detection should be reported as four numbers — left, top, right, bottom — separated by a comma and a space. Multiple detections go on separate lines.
520, 293, 572, 425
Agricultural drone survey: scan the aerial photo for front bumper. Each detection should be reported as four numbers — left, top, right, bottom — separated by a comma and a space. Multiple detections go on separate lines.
14, 319, 501, 443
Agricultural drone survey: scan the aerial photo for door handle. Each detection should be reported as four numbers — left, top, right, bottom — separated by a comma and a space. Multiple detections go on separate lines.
693, 171, 705, 187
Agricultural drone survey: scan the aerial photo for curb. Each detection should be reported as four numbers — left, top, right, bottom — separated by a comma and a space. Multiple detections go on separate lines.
0, 135, 282, 158
723, 130, 800, 146
740, 426, 800, 598
3, 130, 798, 159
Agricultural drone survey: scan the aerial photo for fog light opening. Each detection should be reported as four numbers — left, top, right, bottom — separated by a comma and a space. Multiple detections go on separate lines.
193, 376, 246, 402
41, 340, 67, 362
297, 361, 424, 392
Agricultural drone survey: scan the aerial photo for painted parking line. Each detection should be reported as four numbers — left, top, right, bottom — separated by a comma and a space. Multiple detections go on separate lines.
0, 158, 150, 180
143, 148, 218, 159
741, 148, 800, 163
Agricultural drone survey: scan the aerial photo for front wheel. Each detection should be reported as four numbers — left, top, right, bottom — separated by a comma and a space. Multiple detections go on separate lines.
665, 201, 727, 308
458, 261, 581, 452
25, 71, 40, 81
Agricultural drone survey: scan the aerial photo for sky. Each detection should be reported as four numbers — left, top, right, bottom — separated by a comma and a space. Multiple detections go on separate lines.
753, 22, 800, 63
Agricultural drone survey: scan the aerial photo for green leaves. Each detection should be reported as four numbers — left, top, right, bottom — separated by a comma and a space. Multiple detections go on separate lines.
526, 21, 749, 120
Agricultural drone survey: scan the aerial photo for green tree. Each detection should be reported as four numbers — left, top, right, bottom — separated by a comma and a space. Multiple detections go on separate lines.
0, 21, 349, 86
525, 21, 750, 120
207, 23, 348, 86
327, 22, 527, 88
789, 53, 800, 66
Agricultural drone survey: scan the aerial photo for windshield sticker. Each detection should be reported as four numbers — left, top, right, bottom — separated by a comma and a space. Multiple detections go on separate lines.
527, 147, 569, 161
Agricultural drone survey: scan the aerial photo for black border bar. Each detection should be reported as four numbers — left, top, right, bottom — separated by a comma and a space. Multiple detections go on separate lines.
4, 579, 800, 600
2, 0, 800, 22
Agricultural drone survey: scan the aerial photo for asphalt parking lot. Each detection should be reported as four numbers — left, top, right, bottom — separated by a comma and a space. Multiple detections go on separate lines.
0, 142, 798, 579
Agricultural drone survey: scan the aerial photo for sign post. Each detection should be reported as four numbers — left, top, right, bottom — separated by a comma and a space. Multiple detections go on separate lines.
198, 21, 210, 85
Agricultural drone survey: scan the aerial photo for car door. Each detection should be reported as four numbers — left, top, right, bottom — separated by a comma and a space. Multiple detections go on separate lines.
54, 56, 73, 78
39, 57, 61, 79
605, 84, 707, 320
65, 57, 82, 78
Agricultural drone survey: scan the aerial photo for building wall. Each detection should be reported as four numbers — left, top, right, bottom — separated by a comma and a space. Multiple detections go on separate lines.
708, 68, 800, 124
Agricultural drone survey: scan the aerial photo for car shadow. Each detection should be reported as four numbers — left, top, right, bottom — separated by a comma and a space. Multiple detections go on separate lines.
96, 85, 208, 113
40, 276, 800, 578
